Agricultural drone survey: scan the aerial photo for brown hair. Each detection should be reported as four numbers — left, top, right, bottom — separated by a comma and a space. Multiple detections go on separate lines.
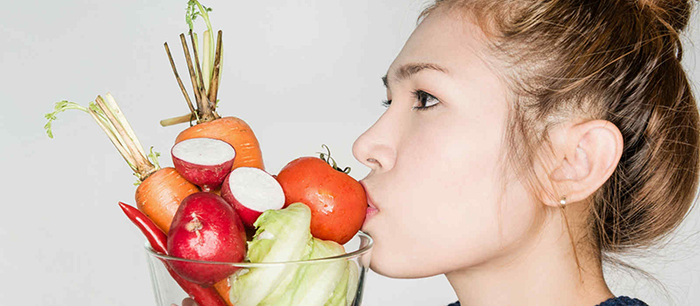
421, 0, 699, 259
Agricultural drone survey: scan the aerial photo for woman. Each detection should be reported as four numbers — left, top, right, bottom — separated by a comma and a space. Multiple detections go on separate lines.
352, 0, 698, 305
178, 0, 696, 305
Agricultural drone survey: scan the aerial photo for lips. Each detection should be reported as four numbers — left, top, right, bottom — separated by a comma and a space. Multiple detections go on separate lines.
366, 205, 379, 217
360, 181, 379, 219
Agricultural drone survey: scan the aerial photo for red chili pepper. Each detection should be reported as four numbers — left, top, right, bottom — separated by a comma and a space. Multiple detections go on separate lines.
119, 202, 168, 253
119, 202, 227, 306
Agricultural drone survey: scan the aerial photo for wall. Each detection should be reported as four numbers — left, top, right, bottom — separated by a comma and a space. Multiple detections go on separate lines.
0, 0, 697, 305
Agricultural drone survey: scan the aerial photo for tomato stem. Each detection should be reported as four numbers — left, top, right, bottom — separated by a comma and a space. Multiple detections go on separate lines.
318, 144, 351, 174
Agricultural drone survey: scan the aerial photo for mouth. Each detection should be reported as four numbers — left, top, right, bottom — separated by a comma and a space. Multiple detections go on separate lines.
360, 181, 379, 218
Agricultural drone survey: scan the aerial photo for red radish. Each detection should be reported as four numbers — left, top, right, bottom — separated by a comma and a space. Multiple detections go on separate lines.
171, 137, 236, 191
167, 192, 247, 286
220, 167, 285, 228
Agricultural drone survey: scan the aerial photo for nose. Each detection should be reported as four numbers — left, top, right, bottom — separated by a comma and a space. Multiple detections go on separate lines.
352, 111, 398, 173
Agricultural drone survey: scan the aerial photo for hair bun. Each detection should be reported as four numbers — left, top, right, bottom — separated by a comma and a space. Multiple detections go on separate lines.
637, 0, 692, 32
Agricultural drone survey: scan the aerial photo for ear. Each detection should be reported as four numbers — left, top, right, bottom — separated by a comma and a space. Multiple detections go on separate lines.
544, 120, 623, 206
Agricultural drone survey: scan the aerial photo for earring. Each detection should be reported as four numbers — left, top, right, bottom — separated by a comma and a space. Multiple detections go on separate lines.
559, 196, 567, 206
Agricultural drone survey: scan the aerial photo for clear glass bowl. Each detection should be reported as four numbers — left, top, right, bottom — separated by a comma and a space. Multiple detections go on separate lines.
145, 231, 373, 306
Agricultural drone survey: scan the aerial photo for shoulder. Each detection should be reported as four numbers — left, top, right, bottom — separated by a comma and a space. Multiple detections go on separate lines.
596, 296, 648, 306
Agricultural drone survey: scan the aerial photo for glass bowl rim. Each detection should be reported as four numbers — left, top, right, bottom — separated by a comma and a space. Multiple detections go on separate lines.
144, 231, 373, 267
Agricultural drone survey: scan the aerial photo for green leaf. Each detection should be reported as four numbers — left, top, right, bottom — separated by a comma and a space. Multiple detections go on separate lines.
147, 146, 161, 170
231, 204, 353, 306
43, 101, 88, 138
261, 238, 346, 306
183, 0, 216, 85
185, 0, 213, 31
324, 263, 350, 306
248, 203, 313, 263
284, 238, 346, 306
231, 204, 314, 306
186, 0, 198, 30
133, 173, 142, 186
344, 261, 360, 305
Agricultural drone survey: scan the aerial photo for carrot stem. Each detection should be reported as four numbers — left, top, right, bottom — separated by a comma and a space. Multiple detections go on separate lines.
202, 29, 212, 94
189, 30, 215, 122
94, 97, 139, 161
164, 42, 197, 120
208, 30, 222, 107
190, 30, 206, 93
192, 32, 200, 80
104, 93, 148, 161
160, 113, 196, 127
44, 99, 153, 175
88, 102, 133, 165
187, 0, 215, 76
94, 95, 155, 179
87, 108, 139, 173
180, 33, 203, 116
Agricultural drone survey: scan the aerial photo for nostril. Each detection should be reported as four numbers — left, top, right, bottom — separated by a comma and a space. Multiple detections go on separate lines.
367, 158, 381, 167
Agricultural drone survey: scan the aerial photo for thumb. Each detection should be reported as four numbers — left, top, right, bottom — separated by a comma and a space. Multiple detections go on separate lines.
182, 298, 199, 306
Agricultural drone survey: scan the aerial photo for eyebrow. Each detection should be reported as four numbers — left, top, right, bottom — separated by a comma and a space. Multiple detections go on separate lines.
382, 63, 449, 88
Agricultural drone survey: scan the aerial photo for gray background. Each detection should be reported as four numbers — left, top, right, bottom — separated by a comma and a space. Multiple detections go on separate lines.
0, 0, 697, 305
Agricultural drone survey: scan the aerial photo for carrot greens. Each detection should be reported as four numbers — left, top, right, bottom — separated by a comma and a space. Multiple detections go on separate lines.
187, 0, 215, 93
44, 93, 159, 181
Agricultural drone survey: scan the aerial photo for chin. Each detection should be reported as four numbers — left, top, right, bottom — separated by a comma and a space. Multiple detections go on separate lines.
367, 240, 445, 279
369, 260, 418, 279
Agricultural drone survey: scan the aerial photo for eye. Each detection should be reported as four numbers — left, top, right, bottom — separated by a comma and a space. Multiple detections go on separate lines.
412, 90, 440, 111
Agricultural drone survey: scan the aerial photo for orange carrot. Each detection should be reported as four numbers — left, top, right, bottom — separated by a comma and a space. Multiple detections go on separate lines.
160, 13, 265, 171
175, 117, 264, 170
45, 93, 199, 233
136, 167, 199, 233
213, 278, 234, 306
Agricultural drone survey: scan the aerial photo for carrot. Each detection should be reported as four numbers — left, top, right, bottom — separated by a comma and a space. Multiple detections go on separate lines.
213, 278, 235, 306
175, 117, 264, 170
160, 1, 265, 171
44, 93, 199, 233
136, 167, 199, 233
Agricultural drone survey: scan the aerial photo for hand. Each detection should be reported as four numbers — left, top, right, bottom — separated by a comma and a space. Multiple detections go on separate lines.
170, 297, 198, 306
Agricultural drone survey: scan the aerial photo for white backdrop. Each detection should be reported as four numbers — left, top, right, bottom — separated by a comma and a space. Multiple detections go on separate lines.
0, 1, 697, 305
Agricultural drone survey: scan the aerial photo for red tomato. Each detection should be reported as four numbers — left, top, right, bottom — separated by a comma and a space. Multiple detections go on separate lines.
276, 156, 367, 244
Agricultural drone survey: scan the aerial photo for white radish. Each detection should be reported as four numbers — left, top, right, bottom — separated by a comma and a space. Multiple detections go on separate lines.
221, 167, 285, 227
171, 137, 236, 191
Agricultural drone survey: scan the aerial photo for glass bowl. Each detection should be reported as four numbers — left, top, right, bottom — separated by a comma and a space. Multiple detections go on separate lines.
145, 231, 373, 306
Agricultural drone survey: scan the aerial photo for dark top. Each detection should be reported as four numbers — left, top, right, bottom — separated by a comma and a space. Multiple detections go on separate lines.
447, 296, 648, 306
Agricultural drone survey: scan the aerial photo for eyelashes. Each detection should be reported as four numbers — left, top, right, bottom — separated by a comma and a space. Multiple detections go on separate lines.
381, 90, 440, 111
413, 90, 440, 111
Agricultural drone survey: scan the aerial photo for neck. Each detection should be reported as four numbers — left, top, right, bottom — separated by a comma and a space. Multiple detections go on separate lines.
445, 209, 614, 306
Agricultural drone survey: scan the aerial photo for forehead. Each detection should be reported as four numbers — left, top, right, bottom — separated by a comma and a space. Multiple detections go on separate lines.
387, 9, 490, 82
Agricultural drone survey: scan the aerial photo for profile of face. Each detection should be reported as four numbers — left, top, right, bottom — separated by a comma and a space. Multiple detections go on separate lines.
352, 9, 543, 278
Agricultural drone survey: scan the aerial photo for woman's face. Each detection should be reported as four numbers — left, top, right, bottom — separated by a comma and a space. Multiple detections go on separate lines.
352, 9, 541, 278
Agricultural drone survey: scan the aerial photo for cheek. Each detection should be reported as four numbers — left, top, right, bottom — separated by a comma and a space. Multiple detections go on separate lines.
366, 110, 525, 277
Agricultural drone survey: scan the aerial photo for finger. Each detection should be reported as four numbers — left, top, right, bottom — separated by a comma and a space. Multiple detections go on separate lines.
182, 297, 198, 306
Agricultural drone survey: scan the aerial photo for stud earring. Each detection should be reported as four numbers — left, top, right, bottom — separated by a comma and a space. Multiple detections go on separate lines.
559, 196, 567, 206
